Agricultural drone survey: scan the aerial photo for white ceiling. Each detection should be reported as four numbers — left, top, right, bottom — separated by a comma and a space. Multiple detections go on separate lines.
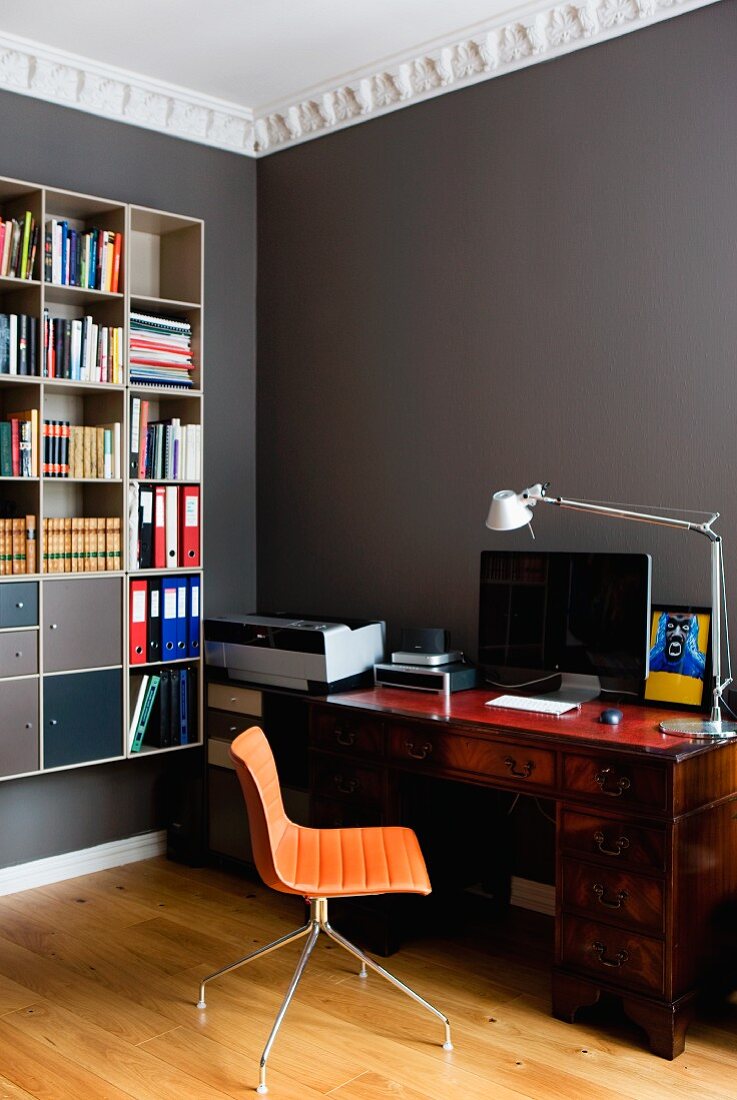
0, 0, 533, 112
0, 0, 720, 155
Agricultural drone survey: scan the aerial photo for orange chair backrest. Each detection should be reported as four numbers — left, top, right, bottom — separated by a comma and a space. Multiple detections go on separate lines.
229, 727, 291, 891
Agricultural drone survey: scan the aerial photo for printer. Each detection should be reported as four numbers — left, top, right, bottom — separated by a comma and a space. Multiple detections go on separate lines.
204, 613, 385, 693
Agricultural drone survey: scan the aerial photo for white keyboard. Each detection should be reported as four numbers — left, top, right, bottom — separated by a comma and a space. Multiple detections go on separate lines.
485, 694, 580, 716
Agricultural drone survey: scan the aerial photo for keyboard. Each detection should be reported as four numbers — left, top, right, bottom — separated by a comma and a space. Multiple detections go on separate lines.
484, 694, 580, 717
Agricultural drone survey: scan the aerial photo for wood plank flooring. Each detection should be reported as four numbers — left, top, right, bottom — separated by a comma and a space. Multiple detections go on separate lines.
0, 857, 736, 1099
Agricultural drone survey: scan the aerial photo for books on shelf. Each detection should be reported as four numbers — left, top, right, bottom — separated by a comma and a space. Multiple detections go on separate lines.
44, 222, 122, 292
129, 664, 197, 752
0, 212, 39, 280
129, 396, 201, 480
1, 409, 38, 477
0, 515, 36, 574
0, 314, 40, 375
129, 312, 194, 388
42, 311, 123, 383
42, 516, 121, 572
42, 420, 121, 479
128, 483, 200, 569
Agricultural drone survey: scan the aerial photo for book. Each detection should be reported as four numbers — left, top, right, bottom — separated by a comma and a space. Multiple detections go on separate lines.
131, 674, 161, 753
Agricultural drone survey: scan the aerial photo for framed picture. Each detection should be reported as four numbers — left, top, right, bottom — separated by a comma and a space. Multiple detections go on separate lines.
643, 604, 711, 711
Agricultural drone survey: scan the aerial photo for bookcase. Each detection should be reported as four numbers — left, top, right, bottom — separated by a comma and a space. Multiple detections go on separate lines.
0, 175, 204, 781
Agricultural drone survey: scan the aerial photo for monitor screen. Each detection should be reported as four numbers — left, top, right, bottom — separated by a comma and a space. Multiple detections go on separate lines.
478, 550, 652, 690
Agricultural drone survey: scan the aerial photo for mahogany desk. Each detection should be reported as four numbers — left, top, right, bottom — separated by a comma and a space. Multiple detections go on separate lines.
307, 686, 737, 1059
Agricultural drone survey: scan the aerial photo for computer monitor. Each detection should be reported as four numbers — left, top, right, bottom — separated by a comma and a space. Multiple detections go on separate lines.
478, 550, 652, 702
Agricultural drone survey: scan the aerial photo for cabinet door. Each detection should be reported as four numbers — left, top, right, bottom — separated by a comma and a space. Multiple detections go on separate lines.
0, 678, 39, 777
0, 582, 38, 628
43, 578, 122, 673
43, 669, 122, 768
0, 630, 38, 678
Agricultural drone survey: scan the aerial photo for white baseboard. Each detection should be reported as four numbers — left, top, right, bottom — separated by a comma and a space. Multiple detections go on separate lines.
510, 876, 556, 917
468, 876, 556, 917
0, 829, 167, 897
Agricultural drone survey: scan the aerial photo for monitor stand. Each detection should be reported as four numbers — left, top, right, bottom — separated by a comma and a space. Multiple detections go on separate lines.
543, 672, 601, 705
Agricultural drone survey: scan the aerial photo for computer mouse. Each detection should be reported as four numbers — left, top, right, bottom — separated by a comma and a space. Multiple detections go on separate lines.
599, 708, 623, 726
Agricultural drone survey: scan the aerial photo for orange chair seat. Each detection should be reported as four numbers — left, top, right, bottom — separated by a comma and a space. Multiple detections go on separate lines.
273, 822, 431, 898
230, 727, 432, 899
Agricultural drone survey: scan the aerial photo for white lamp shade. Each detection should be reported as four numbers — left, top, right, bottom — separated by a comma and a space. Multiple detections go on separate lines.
486, 490, 534, 531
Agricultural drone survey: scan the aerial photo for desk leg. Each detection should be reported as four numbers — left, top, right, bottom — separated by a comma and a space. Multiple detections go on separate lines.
621, 995, 695, 1060
552, 972, 695, 1060
551, 972, 601, 1022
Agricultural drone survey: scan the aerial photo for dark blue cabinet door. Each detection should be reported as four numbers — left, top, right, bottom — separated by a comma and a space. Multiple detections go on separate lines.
43, 670, 122, 768
0, 582, 38, 628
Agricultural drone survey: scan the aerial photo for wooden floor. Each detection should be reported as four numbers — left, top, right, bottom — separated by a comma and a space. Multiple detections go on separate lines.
0, 858, 736, 1099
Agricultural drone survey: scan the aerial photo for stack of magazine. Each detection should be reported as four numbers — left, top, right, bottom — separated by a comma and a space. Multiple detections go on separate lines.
129, 311, 193, 389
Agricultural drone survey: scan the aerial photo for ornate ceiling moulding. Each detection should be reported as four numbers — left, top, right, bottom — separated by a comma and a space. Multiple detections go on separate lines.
0, 0, 721, 159
252, 0, 719, 155
0, 31, 255, 155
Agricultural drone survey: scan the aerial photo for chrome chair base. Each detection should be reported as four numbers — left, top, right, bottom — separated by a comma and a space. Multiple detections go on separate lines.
196, 896, 453, 1095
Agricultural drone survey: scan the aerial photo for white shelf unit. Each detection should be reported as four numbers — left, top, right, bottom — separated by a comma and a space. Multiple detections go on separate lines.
0, 176, 204, 782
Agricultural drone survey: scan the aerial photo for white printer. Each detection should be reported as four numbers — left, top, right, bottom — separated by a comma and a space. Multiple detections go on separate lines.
204, 613, 385, 693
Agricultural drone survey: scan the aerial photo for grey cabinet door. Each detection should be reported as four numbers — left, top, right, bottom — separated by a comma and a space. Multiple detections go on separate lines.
43, 670, 122, 768
0, 582, 38, 628
43, 578, 122, 673
0, 678, 39, 777
0, 630, 38, 678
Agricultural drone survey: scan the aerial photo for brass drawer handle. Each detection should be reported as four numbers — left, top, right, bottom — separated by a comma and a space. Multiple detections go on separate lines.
591, 941, 629, 968
504, 756, 534, 779
593, 883, 629, 910
334, 775, 359, 795
335, 728, 356, 747
593, 830, 630, 857
405, 739, 433, 760
594, 767, 631, 797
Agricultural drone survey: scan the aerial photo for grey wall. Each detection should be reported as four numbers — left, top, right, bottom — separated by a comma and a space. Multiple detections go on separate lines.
257, 3, 737, 661
0, 90, 256, 868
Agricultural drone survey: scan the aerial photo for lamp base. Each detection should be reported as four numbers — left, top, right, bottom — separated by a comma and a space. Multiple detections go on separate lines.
659, 718, 737, 739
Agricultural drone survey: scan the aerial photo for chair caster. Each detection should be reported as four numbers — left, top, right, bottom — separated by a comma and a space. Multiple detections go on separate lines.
196, 1000, 206, 1009
443, 1040, 454, 1051
358, 966, 368, 980
256, 1084, 268, 1094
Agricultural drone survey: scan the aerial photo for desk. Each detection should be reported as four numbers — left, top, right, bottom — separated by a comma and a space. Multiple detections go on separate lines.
307, 686, 737, 1059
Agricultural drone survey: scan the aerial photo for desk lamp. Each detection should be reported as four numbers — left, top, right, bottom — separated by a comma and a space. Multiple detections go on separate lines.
485, 483, 737, 738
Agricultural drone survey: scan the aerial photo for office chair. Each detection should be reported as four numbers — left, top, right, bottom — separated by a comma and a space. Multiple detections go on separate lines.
196, 726, 453, 1094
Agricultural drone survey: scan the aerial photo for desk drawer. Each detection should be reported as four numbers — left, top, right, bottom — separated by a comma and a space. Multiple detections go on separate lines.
563, 754, 667, 812
207, 709, 249, 743
312, 710, 384, 758
208, 683, 263, 717
311, 796, 384, 829
560, 915, 664, 995
560, 810, 666, 872
388, 725, 555, 787
312, 757, 383, 803
561, 859, 664, 933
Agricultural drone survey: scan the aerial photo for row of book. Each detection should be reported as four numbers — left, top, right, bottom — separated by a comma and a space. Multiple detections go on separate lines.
45, 222, 122, 292
42, 312, 124, 383
129, 397, 201, 480
43, 421, 121, 479
0, 213, 38, 280
129, 666, 197, 752
129, 483, 200, 570
0, 516, 36, 574
129, 311, 194, 389
42, 516, 122, 572
0, 410, 37, 477
0, 314, 39, 375
130, 574, 201, 664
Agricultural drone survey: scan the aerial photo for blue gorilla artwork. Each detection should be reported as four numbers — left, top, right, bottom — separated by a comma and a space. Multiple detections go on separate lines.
649, 612, 706, 679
